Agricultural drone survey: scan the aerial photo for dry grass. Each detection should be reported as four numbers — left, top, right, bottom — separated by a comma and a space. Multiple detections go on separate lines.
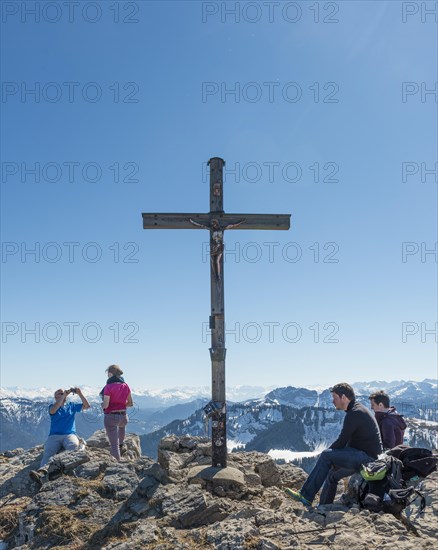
35, 505, 101, 546
84, 520, 137, 549
0, 503, 22, 539
179, 530, 211, 549
50, 544, 87, 550
70, 474, 107, 499
0, 498, 31, 540
244, 537, 263, 549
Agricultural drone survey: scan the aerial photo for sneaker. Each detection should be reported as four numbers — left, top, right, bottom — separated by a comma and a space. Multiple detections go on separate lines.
284, 488, 312, 507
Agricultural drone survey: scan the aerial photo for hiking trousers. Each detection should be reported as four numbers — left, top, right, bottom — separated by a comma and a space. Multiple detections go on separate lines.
40, 434, 79, 467
301, 447, 374, 505
104, 412, 128, 461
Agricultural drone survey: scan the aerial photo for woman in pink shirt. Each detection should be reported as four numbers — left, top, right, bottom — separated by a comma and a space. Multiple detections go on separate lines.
101, 364, 133, 460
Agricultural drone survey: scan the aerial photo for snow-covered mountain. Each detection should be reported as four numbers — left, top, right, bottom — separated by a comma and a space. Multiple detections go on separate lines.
1, 385, 271, 408
352, 379, 437, 402
140, 399, 438, 464
1, 379, 436, 453
2, 379, 435, 408
264, 381, 437, 420
0, 396, 211, 452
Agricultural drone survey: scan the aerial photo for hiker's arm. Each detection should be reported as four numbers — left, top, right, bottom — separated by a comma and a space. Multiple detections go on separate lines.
75, 388, 90, 411
330, 412, 356, 449
102, 395, 110, 410
49, 392, 67, 414
380, 418, 395, 449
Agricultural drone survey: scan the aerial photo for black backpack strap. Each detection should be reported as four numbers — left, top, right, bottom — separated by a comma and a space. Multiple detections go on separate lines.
407, 490, 426, 513
358, 478, 368, 509
415, 490, 426, 513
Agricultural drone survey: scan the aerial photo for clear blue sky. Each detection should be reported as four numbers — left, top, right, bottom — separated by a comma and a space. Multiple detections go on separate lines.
1, 1, 437, 390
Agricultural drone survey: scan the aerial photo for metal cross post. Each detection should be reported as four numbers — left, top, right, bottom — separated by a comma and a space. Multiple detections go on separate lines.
142, 157, 290, 467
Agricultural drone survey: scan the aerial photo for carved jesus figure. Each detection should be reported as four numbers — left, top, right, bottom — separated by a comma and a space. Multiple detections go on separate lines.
188, 218, 245, 281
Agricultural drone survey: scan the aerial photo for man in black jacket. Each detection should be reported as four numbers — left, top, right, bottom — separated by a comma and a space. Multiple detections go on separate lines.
286, 383, 383, 506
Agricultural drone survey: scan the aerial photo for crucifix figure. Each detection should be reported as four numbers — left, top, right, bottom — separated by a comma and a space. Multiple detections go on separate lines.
188, 217, 246, 282
142, 157, 290, 467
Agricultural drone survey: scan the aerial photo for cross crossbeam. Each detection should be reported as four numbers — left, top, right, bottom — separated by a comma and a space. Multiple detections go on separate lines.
142, 157, 291, 467
142, 213, 290, 231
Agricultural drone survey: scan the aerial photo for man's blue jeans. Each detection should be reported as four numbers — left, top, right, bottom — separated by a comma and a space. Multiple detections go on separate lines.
300, 447, 374, 505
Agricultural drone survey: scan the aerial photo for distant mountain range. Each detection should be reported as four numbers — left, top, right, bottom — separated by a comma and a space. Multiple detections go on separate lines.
139, 382, 438, 461
1, 385, 270, 407
1, 379, 436, 455
3, 379, 436, 408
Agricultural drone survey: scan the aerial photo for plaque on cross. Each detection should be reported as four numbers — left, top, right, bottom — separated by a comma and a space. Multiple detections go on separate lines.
142, 157, 290, 467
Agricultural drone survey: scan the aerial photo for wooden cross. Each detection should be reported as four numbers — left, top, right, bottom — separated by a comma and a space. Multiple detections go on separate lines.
142, 157, 290, 467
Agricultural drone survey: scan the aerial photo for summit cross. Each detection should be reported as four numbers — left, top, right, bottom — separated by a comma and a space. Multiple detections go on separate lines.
142, 157, 291, 467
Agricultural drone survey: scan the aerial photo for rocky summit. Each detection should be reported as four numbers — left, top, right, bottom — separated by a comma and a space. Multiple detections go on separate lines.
0, 431, 436, 549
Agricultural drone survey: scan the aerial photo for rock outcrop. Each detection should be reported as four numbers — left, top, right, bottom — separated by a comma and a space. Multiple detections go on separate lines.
0, 431, 436, 549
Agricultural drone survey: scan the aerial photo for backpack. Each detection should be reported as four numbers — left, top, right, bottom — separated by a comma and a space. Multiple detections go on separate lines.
386, 445, 438, 480
358, 455, 426, 515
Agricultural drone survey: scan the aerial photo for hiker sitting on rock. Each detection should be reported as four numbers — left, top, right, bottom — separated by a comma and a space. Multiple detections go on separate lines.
40, 387, 90, 466
29, 387, 90, 486
369, 390, 406, 450
285, 382, 383, 507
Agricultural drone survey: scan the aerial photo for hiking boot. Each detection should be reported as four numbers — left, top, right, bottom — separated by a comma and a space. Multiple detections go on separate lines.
284, 488, 312, 507
119, 443, 127, 455
29, 470, 44, 487
337, 493, 350, 506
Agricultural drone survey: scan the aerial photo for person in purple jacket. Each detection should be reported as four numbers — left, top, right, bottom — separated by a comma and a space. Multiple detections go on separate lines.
100, 364, 133, 460
369, 390, 406, 450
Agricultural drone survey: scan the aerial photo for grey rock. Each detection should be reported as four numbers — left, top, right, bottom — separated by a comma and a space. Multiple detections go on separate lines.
128, 499, 151, 516
254, 510, 285, 526
101, 464, 139, 500
155, 484, 227, 528
2, 449, 24, 458
254, 456, 282, 487
244, 471, 262, 487
194, 441, 212, 457
136, 474, 160, 500
0, 433, 437, 550
86, 430, 141, 459
75, 458, 106, 479
205, 517, 260, 549
119, 521, 160, 545
187, 465, 247, 499
85, 429, 111, 448
278, 461, 308, 489
158, 449, 187, 481
159, 434, 209, 453
257, 539, 282, 550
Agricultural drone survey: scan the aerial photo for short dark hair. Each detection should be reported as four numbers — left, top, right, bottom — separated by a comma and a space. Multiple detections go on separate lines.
329, 383, 355, 401
369, 390, 390, 408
